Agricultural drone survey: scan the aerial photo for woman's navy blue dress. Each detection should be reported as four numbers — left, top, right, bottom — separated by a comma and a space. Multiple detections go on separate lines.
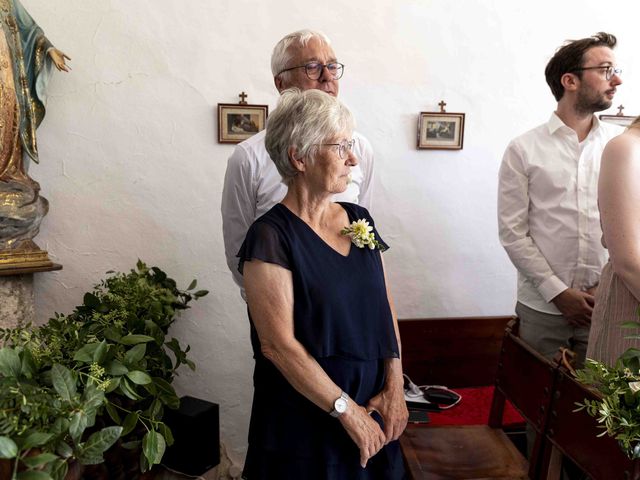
238, 202, 406, 480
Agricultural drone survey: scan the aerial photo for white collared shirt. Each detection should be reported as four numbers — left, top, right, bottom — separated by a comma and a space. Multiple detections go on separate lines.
498, 113, 623, 314
221, 129, 375, 300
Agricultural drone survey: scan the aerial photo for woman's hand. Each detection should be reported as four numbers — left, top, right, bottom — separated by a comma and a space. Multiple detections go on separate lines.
339, 403, 386, 468
367, 378, 408, 443
48, 48, 71, 72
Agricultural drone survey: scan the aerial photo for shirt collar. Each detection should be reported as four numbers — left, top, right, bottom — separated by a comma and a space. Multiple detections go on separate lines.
546, 111, 602, 136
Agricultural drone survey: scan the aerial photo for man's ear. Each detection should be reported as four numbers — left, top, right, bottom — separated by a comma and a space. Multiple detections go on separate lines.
560, 72, 579, 93
275, 76, 285, 93
288, 146, 305, 172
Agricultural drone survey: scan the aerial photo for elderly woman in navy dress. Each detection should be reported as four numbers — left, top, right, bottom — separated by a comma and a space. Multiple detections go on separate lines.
238, 88, 407, 479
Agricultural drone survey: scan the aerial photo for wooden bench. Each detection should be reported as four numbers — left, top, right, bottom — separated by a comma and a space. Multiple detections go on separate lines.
542, 366, 640, 480
400, 316, 514, 388
400, 319, 557, 479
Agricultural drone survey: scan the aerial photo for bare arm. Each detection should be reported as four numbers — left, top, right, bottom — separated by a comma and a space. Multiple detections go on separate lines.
598, 133, 640, 301
366, 257, 408, 443
244, 259, 386, 467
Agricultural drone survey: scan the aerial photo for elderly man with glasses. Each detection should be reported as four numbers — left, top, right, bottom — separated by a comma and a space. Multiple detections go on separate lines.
498, 32, 624, 367
222, 30, 375, 299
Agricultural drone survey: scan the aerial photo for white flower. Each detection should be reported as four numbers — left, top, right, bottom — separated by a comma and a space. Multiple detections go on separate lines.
340, 219, 383, 250
628, 381, 640, 393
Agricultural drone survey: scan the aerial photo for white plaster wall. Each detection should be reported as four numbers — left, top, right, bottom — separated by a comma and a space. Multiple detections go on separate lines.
25, 0, 639, 460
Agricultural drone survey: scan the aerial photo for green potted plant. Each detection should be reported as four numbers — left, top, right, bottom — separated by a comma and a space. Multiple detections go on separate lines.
575, 322, 640, 459
0, 261, 207, 479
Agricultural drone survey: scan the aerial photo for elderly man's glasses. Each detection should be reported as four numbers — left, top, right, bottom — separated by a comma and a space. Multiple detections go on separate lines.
315, 139, 354, 159
278, 62, 344, 80
570, 65, 622, 81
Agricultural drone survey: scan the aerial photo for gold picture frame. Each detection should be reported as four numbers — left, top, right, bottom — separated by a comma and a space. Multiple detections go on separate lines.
218, 103, 268, 144
417, 112, 465, 150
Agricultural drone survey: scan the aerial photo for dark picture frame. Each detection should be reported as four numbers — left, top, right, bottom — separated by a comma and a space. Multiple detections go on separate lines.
417, 112, 465, 150
218, 103, 268, 144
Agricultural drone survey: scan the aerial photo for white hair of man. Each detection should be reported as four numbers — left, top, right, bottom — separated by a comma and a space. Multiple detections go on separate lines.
271, 29, 332, 82
265, 88, 354, 185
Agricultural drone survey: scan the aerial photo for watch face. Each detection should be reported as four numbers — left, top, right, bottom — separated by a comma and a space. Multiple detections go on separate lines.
335, 397, 348, 413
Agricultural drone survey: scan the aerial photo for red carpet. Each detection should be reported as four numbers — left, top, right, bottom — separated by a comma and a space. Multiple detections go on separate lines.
426, 386, 525, 427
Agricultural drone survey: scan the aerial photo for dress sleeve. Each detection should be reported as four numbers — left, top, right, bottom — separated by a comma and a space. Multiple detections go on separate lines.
237, 220, 291, 275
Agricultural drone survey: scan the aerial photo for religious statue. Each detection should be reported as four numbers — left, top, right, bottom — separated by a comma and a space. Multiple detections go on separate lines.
0, 0, 69, 268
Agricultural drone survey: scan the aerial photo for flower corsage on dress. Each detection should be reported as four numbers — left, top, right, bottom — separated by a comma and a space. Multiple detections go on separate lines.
341, 219, 386, 251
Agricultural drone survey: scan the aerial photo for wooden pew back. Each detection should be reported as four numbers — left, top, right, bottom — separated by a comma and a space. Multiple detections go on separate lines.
543, 367, 640, 480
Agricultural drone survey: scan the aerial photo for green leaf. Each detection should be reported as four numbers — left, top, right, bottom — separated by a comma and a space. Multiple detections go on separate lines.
142, 430, 166, 466
16, 472, 53, 480
51, 418, 70, 437
22, 432, 54, 450
82, 383, 105, 411
104, 376, 121, 393
21, 349, 36, 378
73, 343, 97, 363
48, 459, 68, 480
187, 279, 197, 290
103, 327, 122, 342
120, 335, 155, 345
147, 399, 162, 419
105, 360, 128, 376
124, 344, 146, 365
93, 341, 109, 363
121, 412, 139, 437
119, 378, 143, 401
105, 403, 121, 424
152, 377, 176, 397
55, 441, 73, 459
194, 290, 209, 298
621, 321, 640, 329
157, 423, 175, 447
77, 426, 122, 465
0, 347, 21, 377
0, 436, 18, 458
83, 292, 100, 309
70, 411, 88, 443
21, 452, 58, 468
126, 371, 152, 385
51, 364, 76, 402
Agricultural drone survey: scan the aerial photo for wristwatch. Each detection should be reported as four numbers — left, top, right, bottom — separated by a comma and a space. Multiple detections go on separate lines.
329, 391, 349, 418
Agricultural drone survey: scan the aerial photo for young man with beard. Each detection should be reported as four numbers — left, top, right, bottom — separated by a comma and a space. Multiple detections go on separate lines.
498, 32, 623, 367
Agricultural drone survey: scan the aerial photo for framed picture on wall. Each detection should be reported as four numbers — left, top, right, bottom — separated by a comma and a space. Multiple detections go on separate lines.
218, 103, 268, 144
599, 114, 636, 127
417, 112, 465, 150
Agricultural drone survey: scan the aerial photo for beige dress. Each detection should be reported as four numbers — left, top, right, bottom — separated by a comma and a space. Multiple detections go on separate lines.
587, 260, 640, 366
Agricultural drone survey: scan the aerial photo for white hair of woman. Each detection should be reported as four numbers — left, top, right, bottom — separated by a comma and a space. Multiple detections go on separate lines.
265, 88, 354, 185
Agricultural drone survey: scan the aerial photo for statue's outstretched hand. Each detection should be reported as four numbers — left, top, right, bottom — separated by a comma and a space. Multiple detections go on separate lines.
48, 48, 71, 72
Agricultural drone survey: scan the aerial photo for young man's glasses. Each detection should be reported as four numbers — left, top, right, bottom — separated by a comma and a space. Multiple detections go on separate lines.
277, 62, 344, 80
570, 65, 622, 81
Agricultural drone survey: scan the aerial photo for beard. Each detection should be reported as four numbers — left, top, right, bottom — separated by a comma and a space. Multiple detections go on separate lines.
575, 88, 612, 115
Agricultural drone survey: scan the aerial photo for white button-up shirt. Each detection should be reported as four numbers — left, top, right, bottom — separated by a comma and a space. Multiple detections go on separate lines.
498, 113, 623, 314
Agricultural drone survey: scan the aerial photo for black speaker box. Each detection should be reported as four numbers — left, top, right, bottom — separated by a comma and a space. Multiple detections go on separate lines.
163, 396, 220, 475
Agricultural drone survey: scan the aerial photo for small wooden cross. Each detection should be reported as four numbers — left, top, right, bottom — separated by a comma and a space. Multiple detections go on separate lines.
239, 91, 248, 105
438, 100, 447, 113
617, 104, 625, 116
